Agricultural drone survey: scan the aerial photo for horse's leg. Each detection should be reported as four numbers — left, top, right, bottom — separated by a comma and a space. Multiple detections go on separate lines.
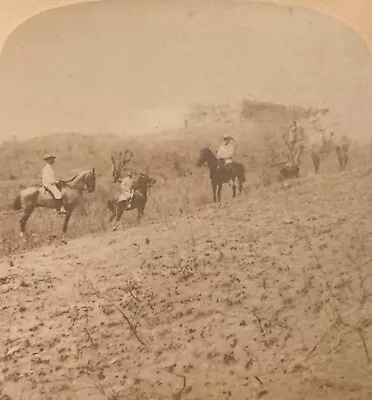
343, 151, 349, 171
311, 152, 320, 174
138, 199, 147, 223
137, 206, 144, 223
212, 182, 217, 202
339, 147, 349, 171
238, 177, 243, 194
107, 200, 115, 222
335, 147, 343, 171
231, 178, 237, 198
62, 212, 72, 233
116, 201, 125, 222
217, 184, 222, 203
20, 208, 34, 238
109, 202, 116, 222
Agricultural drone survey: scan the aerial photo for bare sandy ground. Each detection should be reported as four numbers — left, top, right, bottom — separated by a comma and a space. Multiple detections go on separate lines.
1, 167, 372, 400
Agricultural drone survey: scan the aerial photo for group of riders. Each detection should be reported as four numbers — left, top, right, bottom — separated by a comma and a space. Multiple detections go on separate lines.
41, 154, 136, 215
41, 120, 307, 214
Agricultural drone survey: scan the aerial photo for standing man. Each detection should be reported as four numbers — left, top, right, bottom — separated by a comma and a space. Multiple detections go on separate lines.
284, 121, 306, 166
42, 154, 68, 215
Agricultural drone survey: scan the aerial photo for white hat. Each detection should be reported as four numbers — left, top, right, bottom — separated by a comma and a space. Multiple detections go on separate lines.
43, 154, 56, 160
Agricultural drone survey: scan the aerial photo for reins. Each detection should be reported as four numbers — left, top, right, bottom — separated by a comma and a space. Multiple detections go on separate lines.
60, 173, 94, 192
63, 182, 91, 192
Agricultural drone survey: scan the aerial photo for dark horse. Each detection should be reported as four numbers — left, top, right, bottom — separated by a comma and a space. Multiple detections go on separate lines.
107, 173, 156, 223
196, 147, 246, 203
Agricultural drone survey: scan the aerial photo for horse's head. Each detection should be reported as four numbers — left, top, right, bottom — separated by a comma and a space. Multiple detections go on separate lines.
196, 147, 212, 167
135, 173, 156, 195
111, 149, 133, 183
84, 167, 96, 192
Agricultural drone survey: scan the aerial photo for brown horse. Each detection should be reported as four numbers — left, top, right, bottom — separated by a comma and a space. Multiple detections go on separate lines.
12, 168, 96, 237
107, 173, 156, 223
196, 147, 246, 203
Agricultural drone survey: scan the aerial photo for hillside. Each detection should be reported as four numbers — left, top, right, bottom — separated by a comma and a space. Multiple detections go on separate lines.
0, 165, 371, 399
1, 108, 371, 255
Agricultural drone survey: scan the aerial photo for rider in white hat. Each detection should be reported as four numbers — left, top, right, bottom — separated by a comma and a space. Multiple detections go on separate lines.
42, 154, 67, 214
216, 135, 236, 171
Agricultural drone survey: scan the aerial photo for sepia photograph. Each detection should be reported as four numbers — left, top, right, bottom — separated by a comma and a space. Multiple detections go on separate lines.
0, 0, 372, 398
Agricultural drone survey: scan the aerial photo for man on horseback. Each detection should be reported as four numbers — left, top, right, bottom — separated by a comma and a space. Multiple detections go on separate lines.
216, 135, 236, 173
119, 170, 135, 210
42, 154, 68, 215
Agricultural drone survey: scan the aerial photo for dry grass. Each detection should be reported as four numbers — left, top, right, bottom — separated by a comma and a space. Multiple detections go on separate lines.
0, 118, 371, 257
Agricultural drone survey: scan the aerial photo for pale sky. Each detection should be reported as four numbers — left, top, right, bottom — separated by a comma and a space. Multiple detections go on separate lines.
0, 0, 372, 140
1, 0, 371, 54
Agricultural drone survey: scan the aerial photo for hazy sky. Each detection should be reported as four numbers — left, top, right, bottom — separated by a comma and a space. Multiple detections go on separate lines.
0, 0, 372, 140
1, 0, 372, 54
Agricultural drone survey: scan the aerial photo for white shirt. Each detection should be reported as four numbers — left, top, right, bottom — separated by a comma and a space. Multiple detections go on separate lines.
121, 177, 134, 193
42, 163, 57, 186
217, 142, 236, 159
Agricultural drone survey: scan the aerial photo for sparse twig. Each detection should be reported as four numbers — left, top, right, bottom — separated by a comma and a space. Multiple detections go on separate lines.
357, 328, 371, 363
254, 376, 263, 385
252, 310, 268, 346
126, 282, 140, 302
85, 363, 108, 399
164, 368, 186, 399
82, 273, 147, 347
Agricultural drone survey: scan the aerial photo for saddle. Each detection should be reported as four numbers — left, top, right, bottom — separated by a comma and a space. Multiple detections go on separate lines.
217, 159, 233, 171
43, 181, 66, 198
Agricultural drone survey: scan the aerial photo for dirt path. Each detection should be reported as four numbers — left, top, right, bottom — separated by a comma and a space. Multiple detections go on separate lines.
1, 167, 372, 400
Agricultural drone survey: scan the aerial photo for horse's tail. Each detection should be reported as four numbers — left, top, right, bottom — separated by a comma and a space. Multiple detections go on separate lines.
12, 194, 22, 210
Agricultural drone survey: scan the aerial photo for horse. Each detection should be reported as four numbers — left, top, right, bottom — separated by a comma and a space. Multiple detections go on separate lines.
280, 130, 350, 177
107, 173, 156, 223
308, 132, 350, 174
196, 147, 246, 203
12, 168, 96, 238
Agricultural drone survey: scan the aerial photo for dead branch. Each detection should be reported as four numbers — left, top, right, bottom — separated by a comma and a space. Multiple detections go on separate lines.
305, 320, 339, 360
254, 376, 263, 385
357, 328, 371, 363
252, 310, 268, 346
126, 279, 141, 302
85, 363, 109, 399
164, 368, 186, 399
81, 273, 147, 347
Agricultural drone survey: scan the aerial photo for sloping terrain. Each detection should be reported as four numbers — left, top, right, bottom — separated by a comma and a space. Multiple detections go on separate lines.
1, 166, 372, 400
